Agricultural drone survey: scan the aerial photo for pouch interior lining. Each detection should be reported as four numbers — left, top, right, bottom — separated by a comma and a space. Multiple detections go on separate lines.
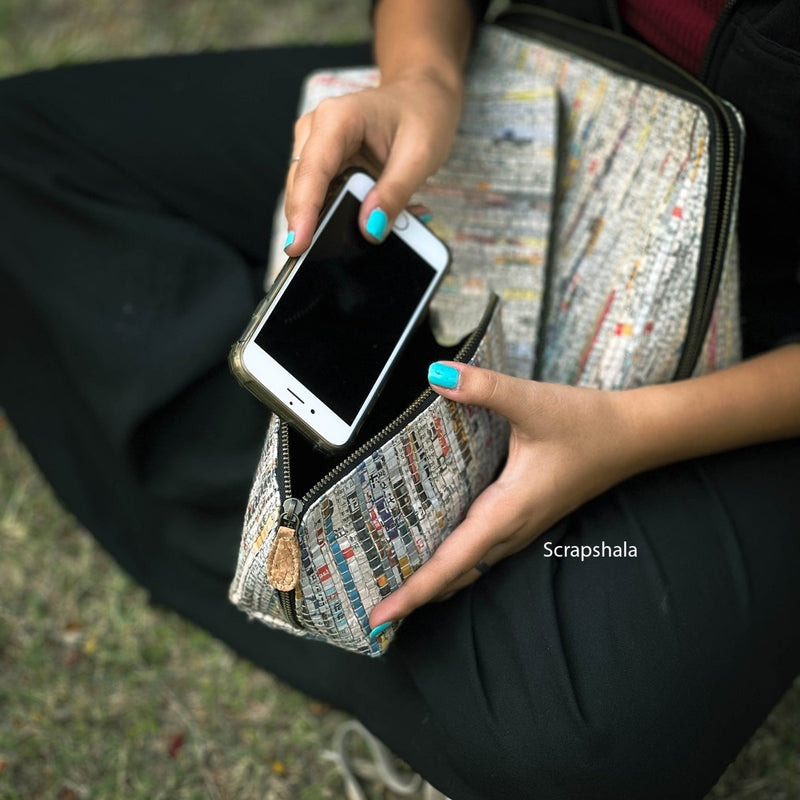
287, 314, 464, 497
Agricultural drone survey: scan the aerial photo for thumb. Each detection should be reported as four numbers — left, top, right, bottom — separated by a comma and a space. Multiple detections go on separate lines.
427, 361, 532, 424
358, 129, 438, 242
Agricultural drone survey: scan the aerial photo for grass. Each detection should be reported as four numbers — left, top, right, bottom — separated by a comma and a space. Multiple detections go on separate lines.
0, 415, 356, 800
0, 0, 371, 75
0, 2, 798, 799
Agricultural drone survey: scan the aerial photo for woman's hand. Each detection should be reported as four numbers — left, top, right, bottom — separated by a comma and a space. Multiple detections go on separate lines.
367, 344, 800, 631
283, 0, 474, 254
284, 69, 463, 253
368, 362, 638, 630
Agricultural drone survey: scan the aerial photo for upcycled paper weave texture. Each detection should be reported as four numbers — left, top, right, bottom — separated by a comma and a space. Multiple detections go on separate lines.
469, 26, 741, 385
230, 300, 508, 656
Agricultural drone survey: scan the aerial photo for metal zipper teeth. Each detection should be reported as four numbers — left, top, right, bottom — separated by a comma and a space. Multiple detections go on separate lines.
298, 293, 498, 508
275, 436, 300, 627
274, 294, 499, 630
279, 417, 293, 499
676, 98, 740, 377
278, 588, 297, 625
499, 4, 742, 379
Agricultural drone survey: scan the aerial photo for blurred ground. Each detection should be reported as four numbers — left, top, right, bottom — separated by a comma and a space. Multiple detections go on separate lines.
0, 0, 370, 73
0, 2, 798, 799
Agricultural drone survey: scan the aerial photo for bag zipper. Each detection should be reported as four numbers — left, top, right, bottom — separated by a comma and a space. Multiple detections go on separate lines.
270, 294, 500, 629
498, 4, 743, 380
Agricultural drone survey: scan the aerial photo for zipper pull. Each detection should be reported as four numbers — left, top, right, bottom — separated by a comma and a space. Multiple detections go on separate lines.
266, 497, 304, 592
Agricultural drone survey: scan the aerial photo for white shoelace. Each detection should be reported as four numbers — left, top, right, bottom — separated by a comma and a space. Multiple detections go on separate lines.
321, 719, 451, 800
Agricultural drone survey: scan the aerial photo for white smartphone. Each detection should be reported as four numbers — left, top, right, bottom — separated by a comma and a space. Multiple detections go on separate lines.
230, 171, 450, 452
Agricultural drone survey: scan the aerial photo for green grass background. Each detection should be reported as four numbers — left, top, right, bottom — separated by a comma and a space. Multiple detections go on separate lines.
0, 1, 798, 798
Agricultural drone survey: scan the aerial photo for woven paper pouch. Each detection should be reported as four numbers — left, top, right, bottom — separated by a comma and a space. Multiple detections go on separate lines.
230, 297, 508, 656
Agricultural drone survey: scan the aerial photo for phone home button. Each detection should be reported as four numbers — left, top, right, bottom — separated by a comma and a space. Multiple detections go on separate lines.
394, 210, 410, 231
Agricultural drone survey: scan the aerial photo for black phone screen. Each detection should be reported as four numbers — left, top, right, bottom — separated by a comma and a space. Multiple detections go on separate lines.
255, 193, 438, 424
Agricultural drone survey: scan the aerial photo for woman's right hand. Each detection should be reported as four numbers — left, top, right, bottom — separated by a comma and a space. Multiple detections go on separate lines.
283, 0, 475, 255
283, 66, 464, 255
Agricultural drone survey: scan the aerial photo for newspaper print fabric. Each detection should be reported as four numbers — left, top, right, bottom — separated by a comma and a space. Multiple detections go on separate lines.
470, 26, 741, 387
692, 227, 741, 376
230, 300, 508, 656
412, 85, 557, 378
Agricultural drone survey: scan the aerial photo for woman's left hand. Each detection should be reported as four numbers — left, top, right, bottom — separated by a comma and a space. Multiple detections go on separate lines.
368, 362, 639, 630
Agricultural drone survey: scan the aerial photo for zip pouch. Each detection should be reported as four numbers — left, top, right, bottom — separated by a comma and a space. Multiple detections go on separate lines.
229, 296, 509, 656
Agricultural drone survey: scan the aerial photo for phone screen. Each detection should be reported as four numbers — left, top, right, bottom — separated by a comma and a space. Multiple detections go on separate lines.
254, 193, 437, 424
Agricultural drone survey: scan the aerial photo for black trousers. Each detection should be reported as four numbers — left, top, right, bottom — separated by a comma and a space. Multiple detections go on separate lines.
1, 45, 799, 800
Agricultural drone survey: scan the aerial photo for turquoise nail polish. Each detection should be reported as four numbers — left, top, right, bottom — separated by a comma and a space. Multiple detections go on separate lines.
419, 213, 433, 224
369, 621, 393, 639
428, 362, 459, 389
283, 230, 295, 250
365, 208, 388, 241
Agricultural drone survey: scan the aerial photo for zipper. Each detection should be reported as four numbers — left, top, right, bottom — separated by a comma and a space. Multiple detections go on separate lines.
269, 294, 499, 629
498, 4, 743, 380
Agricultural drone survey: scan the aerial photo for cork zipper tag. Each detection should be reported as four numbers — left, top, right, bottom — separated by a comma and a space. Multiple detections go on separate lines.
266, 525, 301, 592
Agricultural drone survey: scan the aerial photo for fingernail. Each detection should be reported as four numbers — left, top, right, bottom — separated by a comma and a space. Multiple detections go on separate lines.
365, 208, 388, 241
419, 213, 433, 224
283, 230, 295, 251
368, 621, 393, 639
428, 362, 459, 389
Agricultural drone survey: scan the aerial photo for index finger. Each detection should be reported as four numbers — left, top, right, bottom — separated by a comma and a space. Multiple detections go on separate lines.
284, 97, 365, 255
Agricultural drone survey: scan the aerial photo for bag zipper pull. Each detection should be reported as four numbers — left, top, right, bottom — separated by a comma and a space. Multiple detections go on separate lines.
266, 497, 304, 592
